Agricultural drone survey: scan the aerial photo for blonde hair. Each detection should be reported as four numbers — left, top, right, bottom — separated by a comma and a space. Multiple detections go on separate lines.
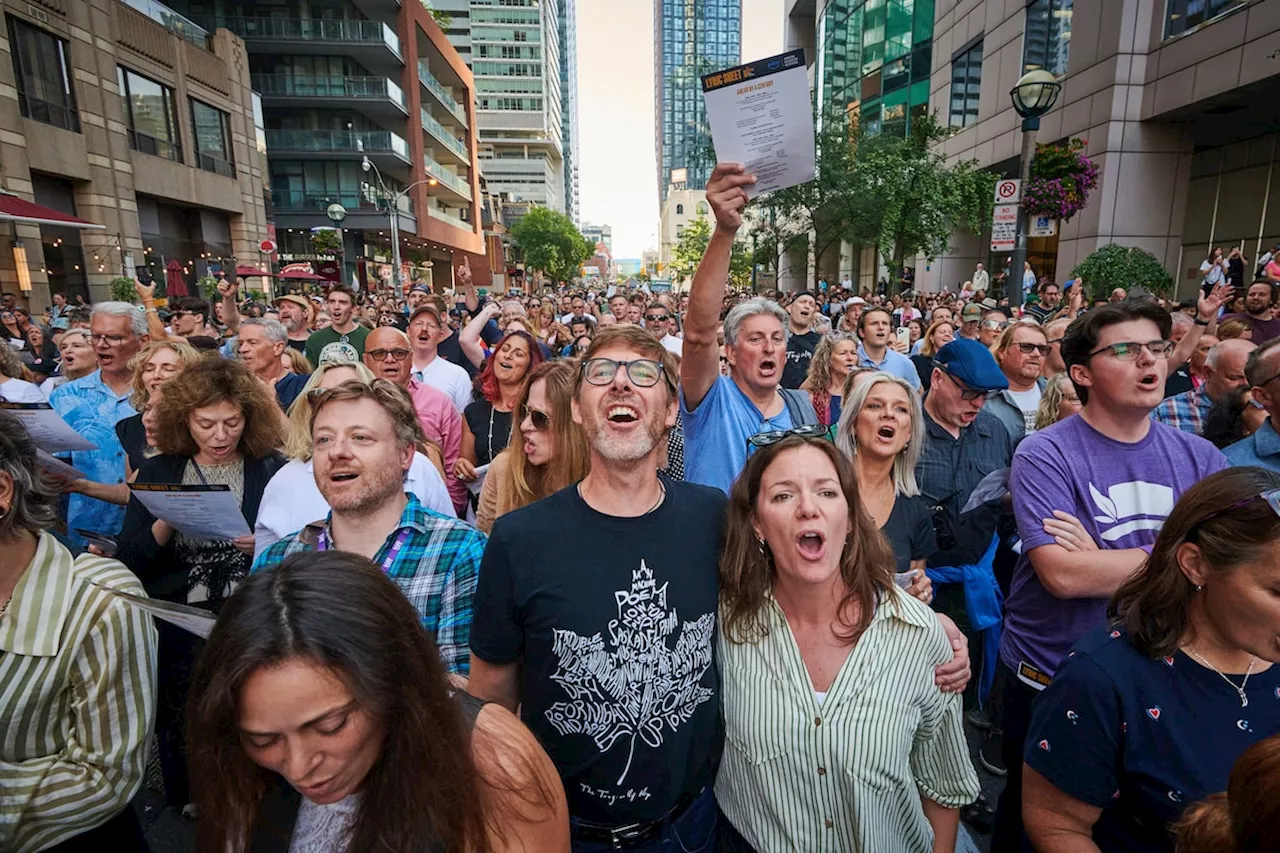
283, 361, 377, 460
920, 320, 955, 357
1034, 373, 1078, 430
283, 347, 313, 376
497, 360, 590, 516
834, 371, 925, 497
128, 339, 204, 409
800, 332, 857, 394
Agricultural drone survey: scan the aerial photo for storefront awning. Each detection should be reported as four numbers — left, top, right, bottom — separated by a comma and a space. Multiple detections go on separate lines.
0, 193, 105, 230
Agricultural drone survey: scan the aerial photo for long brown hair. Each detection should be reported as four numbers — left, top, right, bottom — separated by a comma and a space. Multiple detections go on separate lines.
1110, 467, 1280, 657
1175, 734, 1280, 853
504, 359, 590, 511
720, 435, 896, 644
187, 552, 522, 852
153, 357, 283, 459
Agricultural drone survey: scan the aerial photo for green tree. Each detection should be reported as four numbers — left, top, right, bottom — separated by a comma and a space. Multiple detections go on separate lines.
669, 214, 753, 289
1071, 243, 1174, 302
855, 115, 996, 289
510, 207, 593, 285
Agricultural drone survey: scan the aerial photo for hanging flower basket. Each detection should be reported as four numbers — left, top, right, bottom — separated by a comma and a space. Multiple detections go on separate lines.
1021, 138, 1099, 223
311, 229, 342, 256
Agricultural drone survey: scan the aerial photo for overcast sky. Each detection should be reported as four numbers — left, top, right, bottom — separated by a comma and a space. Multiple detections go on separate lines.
576, 0, 784, 259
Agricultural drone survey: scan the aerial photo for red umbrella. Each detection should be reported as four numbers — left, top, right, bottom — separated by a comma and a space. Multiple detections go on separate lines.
278, 268, 325, 281
164, 260, 189, 297
236, 264, 274, 278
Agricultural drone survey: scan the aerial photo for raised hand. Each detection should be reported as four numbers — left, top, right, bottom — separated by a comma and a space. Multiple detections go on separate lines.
216, 277, 236, 300
705, 163, 756, 234
457, 255, 474, 288
1200, 281, 1232, 320
133, 277, 156, 304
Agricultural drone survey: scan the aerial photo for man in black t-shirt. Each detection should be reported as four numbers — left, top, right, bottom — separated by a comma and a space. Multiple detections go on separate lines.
469, 325, 725, 850
780, 290, 821, 389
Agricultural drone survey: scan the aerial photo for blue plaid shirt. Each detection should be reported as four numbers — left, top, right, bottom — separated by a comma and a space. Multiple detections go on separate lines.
1151, 386, 1213, 435
48, 370, 136, 547
251, 494, 485, 674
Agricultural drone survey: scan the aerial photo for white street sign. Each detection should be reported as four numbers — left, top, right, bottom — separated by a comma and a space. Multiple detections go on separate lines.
994, 179, 1022, 205
990, 203, 1019, 252
1029, 215, 1058, 237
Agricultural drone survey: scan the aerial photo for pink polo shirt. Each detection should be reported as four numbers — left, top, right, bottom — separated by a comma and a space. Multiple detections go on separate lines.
408, 379, 466, 515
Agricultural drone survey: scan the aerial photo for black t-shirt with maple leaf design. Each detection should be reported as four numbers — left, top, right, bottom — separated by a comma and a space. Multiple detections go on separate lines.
471, 478, 726, 825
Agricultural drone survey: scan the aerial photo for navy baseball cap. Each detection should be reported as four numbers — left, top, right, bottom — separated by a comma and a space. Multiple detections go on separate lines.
933, 338, 1008, 392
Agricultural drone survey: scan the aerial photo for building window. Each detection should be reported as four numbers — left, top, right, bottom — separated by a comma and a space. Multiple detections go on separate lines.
190, 99, 235, 178
118, 67, 182, 163
1165, 0, 1246, 38
7, 15, 80, 132
1022, 0, 1072, 77
676, 203, 684, 214
949, 40, 983, 129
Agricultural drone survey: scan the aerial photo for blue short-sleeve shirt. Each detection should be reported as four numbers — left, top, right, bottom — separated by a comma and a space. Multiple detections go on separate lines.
680, 374, 793, 494
1026, 627, 1280, 853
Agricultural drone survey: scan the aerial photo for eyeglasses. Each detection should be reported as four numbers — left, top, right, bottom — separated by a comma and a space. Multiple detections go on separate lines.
1186, 488, 1280, 541
934, 365, 999, 402
1012, 342, 1052, 356
1047, 337, 1064, 346
366, 348, 411, 362
981, 320, 1008, 332
1254, 367, 1280, 389
581, 358, 666, 388
1086, 340, 1175, 361
90, 333, 130, 347
746, 424, 828, 450
646, 314, 669, 323
520, 404, 552, 431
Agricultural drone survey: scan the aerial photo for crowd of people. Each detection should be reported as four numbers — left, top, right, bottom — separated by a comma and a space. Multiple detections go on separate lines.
1, 161, 1278, 853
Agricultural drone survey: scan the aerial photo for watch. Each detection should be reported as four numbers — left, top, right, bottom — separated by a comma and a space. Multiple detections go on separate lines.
1194, 316, 1210, 326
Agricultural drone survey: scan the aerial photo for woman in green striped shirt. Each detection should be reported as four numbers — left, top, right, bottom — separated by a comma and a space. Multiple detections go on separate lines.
0, 411, 158, 852
716, 435, 979, 852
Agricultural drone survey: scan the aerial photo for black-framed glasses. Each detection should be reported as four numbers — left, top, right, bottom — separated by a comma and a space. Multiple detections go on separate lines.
520, 404, 552, 431
1186, 489, 1280, 541
1255, 367, 1280, 389
581, 358, 665, 388
1086, 340, 1174, 361
366, 347, 411, 362
1013, 342, 1052, 356
746, 423, 828, 450
90, 333, 129, 347
934, 365, 999, 402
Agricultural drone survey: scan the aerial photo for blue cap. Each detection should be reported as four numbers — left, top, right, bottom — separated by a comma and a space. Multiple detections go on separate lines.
933, 338, 1008, 392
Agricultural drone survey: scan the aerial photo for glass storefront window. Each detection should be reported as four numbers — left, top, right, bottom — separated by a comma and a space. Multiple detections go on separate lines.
118, 66, 182, 162
190, 98, 235, 178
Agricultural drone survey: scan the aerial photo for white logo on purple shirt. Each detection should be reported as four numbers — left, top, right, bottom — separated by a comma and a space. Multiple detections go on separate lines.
1089, 481, 1175, 542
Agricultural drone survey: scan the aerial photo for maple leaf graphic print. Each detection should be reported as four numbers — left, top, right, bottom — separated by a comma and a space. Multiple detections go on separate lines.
544, 560, 715, 784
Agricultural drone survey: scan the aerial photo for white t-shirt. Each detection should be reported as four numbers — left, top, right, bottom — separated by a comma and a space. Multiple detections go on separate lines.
253, 453, 453, 559
412, 356, 472, 413
1006, 385, 1043, 434
660, 333, 684, 356
0, 376, 47, 403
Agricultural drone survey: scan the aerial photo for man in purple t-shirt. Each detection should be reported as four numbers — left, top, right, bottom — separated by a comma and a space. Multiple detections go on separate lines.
1221, 280, 1280, 344
991, 300, 1228, 851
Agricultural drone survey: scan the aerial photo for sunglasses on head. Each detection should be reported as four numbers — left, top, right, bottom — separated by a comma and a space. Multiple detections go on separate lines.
1185, 488, 1280, 542
746, 423, 828, 450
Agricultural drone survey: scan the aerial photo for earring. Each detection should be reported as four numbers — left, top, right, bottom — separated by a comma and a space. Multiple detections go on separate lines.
757, 538, 765, 555
1196, 584, 1203, 592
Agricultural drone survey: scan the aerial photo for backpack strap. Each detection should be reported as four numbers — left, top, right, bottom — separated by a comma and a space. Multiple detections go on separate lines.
779, 388, 819, 427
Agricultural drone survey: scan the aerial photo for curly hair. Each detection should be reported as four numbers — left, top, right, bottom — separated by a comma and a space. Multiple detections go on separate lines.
153, 358, 283, 459
128, 339, 203, 410
1034, 373, 1080, 430
800, 332, 858, 395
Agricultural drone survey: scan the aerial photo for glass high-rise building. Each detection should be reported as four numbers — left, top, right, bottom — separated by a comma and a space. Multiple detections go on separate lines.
654, 0, 741, 200
559, 0, 580, 223
816, 0, 934, 136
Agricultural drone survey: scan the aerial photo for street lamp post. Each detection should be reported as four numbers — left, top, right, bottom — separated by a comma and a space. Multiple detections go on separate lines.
362, 155, 437, 294
1007, 69, 1062, 310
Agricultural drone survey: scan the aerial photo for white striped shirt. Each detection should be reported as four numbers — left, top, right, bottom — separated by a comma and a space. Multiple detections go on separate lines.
715, 589, 979, 852
0, 531, 158, 853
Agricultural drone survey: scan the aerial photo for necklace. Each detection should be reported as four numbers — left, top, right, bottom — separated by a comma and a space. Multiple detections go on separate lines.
646, 479, 667, 514
1183, 646, 1256, 707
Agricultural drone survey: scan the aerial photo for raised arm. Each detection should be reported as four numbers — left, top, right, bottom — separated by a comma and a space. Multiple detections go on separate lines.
462, 303, 501, 368
217, 277, 241, 334
681, 163, 756, 411
1170, 281, 1230, 366
457, 255, 480, 312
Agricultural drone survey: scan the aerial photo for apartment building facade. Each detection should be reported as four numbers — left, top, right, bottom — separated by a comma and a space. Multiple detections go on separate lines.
0, 0, 269, 307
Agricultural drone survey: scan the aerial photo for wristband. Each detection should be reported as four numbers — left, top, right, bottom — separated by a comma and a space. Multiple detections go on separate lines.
1194, 316, 1210, 326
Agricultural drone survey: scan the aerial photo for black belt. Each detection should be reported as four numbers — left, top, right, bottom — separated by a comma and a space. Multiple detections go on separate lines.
571, 789, 700, 850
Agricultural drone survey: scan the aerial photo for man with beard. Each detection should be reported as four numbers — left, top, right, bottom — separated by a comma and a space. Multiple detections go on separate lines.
252, 379, 484, 673
272, 294, 312, 354
363, 325, 466, 516
1221, 279, 1280, 344
857, 306, 923, 390
305, 285, 369, 366
469, 324, 728, 849
983, 322, 1050, 445
408, 304, 473, 413
780, 291, 820, 389
679, 164, 819, 494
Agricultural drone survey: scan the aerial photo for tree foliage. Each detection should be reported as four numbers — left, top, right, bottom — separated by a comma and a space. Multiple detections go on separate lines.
669, 214, 753, 289
1071, 243, 1174, 301
510, 207, 593, 284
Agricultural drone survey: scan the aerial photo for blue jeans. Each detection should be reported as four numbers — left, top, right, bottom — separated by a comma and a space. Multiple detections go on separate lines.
571, 787, 718, 853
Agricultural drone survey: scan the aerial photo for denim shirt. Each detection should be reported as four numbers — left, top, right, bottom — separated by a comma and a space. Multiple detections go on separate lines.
49, 370, 136, 547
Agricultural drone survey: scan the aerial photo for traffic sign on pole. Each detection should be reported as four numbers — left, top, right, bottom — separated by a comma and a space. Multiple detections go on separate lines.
990, 204, 1019, 252
994, 179, 1022, 205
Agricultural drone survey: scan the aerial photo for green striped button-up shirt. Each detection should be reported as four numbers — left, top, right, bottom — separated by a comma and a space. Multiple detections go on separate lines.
0, 532, 158, 853
715, 589, 979, 852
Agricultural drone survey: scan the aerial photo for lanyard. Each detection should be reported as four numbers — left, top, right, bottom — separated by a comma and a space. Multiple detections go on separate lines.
317, 526, 411, 575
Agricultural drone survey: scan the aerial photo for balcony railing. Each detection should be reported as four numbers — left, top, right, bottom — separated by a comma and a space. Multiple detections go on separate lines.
273, 189, 414, 217
122, 0, 209, 47
129, 129, 183, 163
256, 74, 407, 109
17, 93, 80, 132
213, 16, 402, 56
195, 151, 236, 178
417, 62, 467, 124
420, 109, 469, 160
428, 206, 470, 230
265, 129, 410, 161
423, 153, 472, 199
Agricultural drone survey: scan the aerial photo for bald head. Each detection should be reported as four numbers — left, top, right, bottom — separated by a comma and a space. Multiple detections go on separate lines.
1204, 337, 1257, 401
363, 326, 413, 386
